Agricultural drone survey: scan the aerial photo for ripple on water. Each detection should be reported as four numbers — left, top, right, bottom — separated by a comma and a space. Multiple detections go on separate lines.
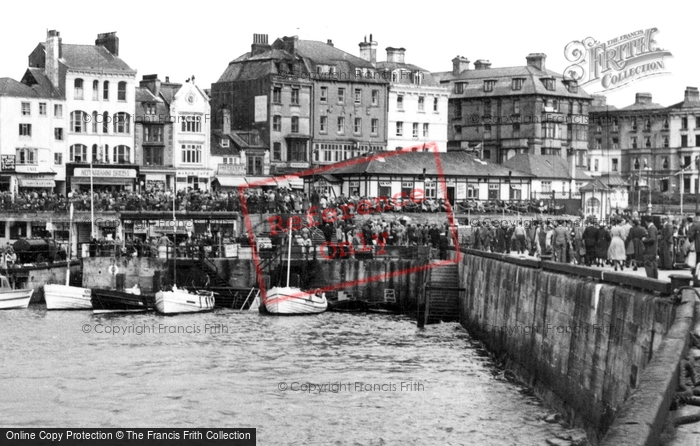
0, 308, 583, 444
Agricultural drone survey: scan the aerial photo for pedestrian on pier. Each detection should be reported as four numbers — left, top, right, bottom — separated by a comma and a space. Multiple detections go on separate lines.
643, 219, 659, 279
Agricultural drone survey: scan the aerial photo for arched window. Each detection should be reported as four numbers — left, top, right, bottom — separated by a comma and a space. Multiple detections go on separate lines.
74, 78, 84, 100
70, 111, 88, 133
102, 111, 109, 133
92, 111, 98, 133
113, 112, 130, 134
117, 81, 127, 101
103, 81, 109, 100
92, 80, 99, 100
92, 144, 99, 163
114, 145, 130, 164
70, 144, 87, 162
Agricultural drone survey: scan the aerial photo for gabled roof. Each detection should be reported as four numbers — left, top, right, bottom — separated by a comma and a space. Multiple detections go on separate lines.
211, 129, 267, 156
158, 82, 183, 105
1, 68, 61, 99
321, 151, 531, 178
579, 177, 611, 192
375, 61, 441, 87
502, 154, 590, 180
134, 87, 169, 119
433, 65, 590, 100
60, 43, 136, 73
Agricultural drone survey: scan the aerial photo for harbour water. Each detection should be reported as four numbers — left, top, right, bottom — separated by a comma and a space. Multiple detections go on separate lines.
1, 308, 584, 445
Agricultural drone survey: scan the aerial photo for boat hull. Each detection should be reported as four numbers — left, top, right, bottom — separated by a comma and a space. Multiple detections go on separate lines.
0, 289, 34, 309
264, 287, 328, 314
44, 284, 92, 310
91, 289, 152, 314
155, 290, 215, 314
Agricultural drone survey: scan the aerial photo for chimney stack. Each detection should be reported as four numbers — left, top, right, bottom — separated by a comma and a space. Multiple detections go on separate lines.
635, 92, 652, 105
140, 74, 161, 97
385, 47, 406, 64
327, 39, 334, 47
525, 53, 546, 71
591, 94, 607, 107
684, 87, 700, 103
451, 56, 470, 76
358, 34, 378, 65
474, 59, 492, 70
222, 108, 231, 134
282, 35, 299, 56
95, 32, 119, 56
45, 30, 62, 90
251, 33, 270, 56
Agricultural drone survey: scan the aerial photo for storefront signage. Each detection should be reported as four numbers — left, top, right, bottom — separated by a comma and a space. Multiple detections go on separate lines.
224, 243, 239, 258
218, 164, 246, 174
289, 163, 309, 169
1, 155, 15, 171
401, 182, 414, 188
74, 168, 137, 178
378, 181, 392, 187
176, 170, 211, 178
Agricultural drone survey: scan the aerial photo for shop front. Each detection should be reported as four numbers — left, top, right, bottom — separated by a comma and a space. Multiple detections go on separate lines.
67, 164, 139, 192
175, 169, 212, 192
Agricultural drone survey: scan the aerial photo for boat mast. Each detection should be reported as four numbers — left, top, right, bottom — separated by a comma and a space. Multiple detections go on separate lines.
173, 189, 177, 288
286, 218, 292, 287
66, 203, 73, 286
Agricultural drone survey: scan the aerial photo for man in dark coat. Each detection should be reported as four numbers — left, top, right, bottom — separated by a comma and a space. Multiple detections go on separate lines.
582, 221, 598, 266
643, 219, 659, 279
625, 219, 648, 271
687, 213, 700, 254
658, 216, 674, 270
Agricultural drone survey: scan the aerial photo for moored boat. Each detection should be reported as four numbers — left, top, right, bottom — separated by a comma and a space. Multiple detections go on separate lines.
91, 286, 152, 314
155, 286, 215, 314
264, 286, 327, 314
44, 284, 92, 310
0, 275, 33, 310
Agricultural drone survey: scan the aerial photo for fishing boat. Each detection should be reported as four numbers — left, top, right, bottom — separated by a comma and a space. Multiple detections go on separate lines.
264, 220, 327, 315
45, 203, 93, 310
155, 285, 215, 314
0, 275, 34, 309
91, 285, 152, 314
44, 284, 92, 310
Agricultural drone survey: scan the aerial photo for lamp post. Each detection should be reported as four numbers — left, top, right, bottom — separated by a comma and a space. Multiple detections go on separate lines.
646, 163, 652, 215
680, 155, 685, 215
696, 156, 700, 215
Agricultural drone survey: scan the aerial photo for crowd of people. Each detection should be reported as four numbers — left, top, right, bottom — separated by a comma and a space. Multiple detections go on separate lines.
465, 211, 698, 279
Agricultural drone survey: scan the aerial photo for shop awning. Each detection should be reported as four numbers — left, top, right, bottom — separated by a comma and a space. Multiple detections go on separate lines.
18, 179, 56, 188
286, 175, 303, 189
214, 176, 248, 187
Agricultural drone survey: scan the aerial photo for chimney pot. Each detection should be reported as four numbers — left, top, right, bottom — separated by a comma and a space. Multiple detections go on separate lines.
386, 47, 406, 64
451, 56, 470, 76
684, 86, 700, 103
635, 92, 652, 104
526, 53, 547, 71
327, 39, 333, 47
251, 33, 270, 56
474, 59, 492, 70
95, 31, 119, 56
358, 35, 377, 64
165, 76, 170, 83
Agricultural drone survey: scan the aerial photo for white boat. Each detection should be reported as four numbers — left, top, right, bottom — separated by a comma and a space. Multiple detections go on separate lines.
155, 286, 215, 314
44, 204, 92, 310
264, 219, 327, 315
264, 286, 327, 314
44, 284, 93, 310
0, 275, 34, 310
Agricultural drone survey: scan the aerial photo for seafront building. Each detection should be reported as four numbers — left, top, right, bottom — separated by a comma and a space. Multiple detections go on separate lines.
432, 54, 592, 173
135, 74, 212, 192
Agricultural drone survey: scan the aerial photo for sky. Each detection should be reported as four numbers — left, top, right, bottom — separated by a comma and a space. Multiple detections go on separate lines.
0, 1, 696, 109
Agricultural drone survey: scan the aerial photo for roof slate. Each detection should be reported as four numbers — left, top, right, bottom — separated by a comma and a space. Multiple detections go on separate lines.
502, 154, 590, 180
60, 43, 136, 73
321, 151, 531, 178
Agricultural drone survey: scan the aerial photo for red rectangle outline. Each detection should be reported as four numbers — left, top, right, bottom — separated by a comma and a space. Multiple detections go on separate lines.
239, 142, 463, 303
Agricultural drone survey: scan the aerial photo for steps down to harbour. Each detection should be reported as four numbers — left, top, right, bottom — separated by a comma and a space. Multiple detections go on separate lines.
424, 263, 462, 323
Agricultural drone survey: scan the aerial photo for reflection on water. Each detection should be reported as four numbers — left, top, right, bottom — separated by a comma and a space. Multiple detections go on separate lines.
1, 307, 582, 445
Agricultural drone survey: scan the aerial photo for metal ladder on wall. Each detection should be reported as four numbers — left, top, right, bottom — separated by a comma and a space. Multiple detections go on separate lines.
240, 287, 261, 312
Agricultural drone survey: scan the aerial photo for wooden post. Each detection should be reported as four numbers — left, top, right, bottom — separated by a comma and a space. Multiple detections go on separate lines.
153, 270, 161, 292
116, 273, 125, 292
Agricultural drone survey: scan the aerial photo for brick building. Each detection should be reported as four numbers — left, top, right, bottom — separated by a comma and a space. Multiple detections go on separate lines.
433, 54, 591, 170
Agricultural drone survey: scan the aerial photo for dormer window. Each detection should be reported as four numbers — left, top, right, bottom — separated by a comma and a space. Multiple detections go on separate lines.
541, 78, 555, 91
512, 78, 523, 90
565, 80, 578, 93
454, 82, 466, 94
484, 80, 496, 92
221, 138, 229, 148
